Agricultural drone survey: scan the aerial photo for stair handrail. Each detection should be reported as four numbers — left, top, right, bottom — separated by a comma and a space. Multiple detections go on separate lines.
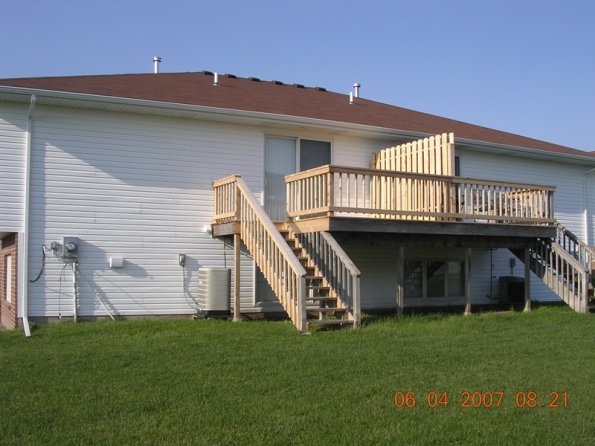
555, 223, 594, 270
215, 175, 307, 331
295, 230, 361, 327
533, 237, 589, 313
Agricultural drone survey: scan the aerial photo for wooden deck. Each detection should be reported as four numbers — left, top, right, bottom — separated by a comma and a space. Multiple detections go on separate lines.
214, 165, 556, 238
211, 168, 590, 331
285, 165, 556, 226
285, 216, 555, 240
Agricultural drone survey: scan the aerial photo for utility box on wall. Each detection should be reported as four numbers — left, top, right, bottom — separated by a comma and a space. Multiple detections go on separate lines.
197, 267, 231, 317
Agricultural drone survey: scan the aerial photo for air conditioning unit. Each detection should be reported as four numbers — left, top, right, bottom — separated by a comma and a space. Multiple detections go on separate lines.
499, 276, 525, 305
197, 267, 231, 318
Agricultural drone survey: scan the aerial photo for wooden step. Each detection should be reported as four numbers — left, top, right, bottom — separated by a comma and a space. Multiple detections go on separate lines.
306, 307, 346, 313
307, 319, 354, 326
305, 275, 323, 281
305, 296, 337, 301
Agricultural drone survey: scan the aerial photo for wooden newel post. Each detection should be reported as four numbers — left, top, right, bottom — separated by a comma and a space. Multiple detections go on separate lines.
464, 248, 472, 315
233, 182, 241, 322
524, 247, 532, 312
327, 168, 334, 217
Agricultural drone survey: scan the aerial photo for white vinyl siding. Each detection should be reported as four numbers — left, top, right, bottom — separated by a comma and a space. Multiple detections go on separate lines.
27, 106, 263, 317
0, 103, 27, 232
332, 135, 397, 167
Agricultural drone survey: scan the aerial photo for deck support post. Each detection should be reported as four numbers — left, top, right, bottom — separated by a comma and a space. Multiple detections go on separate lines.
396, 246, 405, 317
464, 248, 472, 315
233, 181, 242, 322
233, 233, 241, 322
524, 247, 531, 312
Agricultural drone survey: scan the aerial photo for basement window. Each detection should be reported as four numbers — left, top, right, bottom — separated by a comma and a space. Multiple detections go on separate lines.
405, 260, 464, 299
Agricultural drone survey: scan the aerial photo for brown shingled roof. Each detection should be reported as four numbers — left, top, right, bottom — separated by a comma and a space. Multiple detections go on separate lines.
0, 72, 588, 157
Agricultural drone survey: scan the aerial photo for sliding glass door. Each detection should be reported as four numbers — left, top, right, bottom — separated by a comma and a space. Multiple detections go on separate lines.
264, 137, 296, 222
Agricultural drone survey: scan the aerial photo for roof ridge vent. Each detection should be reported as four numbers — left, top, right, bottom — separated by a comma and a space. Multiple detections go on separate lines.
249, 77, 261, 82
293, 83, 305, 88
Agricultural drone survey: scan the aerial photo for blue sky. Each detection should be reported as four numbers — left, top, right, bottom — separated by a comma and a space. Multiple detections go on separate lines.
2, 0, 594, 151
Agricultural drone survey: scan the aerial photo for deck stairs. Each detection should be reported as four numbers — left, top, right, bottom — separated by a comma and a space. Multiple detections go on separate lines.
513, 224, 594, 313
213, 175, 360, 332
276, 224, 358, 329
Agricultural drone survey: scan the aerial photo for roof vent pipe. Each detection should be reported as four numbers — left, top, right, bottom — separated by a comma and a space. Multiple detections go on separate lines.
213, 72, 219, 86
349, 92, 354, 105
353, 82, 361, 98
152, 56, 161, 74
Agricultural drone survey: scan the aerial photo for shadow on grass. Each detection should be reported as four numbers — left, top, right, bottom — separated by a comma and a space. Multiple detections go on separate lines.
358, 302, 570, 328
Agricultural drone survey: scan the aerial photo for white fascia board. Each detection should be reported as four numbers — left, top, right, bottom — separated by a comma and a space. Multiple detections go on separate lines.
1, 85, 594, 165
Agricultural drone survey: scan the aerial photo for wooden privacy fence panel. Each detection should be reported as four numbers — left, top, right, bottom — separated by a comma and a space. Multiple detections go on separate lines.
371, 133, 455, 219
372, 132, 455, 176
285, 165, 555, 225
213, 175, 307, 331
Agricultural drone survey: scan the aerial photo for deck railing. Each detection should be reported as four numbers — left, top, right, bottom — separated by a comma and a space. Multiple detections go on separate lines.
285, 165, 556, 225
213, 175, 307, 331
555, 223, 594, 271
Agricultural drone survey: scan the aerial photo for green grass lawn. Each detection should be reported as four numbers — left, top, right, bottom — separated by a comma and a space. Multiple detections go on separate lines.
1, 306, 593, 445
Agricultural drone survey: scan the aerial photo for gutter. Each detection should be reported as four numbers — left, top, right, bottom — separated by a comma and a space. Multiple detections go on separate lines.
21, 94, 36, 337
1, 85, 594, 165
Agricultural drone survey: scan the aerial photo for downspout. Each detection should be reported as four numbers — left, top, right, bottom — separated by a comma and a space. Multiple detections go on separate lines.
21, 94, 36, 337
583, 167, 595, 246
